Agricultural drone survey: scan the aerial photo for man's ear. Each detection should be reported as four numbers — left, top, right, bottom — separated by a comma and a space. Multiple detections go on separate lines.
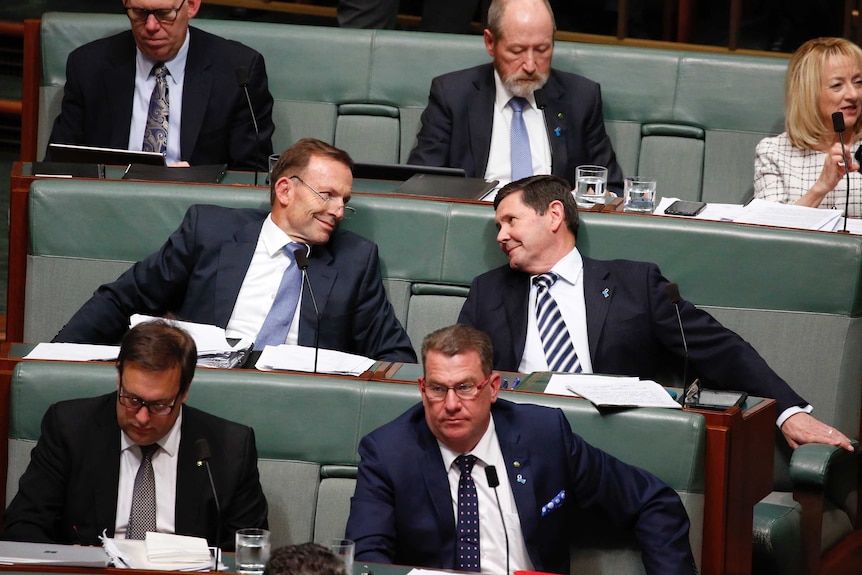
547, 199, 566, 232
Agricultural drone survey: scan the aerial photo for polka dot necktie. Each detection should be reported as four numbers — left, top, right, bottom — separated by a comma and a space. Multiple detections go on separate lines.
127, 443, 159, 539
455, 454, 480, 572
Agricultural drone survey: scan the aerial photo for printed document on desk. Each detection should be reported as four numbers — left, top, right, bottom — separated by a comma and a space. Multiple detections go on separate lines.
130, 314, 252, 368
101, 531, 213, 571
733, 198, 841, 230
256, 344, 374, 375
25, 342, 120, 361
545, 373, 681, 409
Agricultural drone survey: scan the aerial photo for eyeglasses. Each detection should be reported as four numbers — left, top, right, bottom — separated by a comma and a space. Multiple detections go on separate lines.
422, 376, 492, 402
118, 384, 181, 416
290, 176, 357, 220
125, 0, 187, 23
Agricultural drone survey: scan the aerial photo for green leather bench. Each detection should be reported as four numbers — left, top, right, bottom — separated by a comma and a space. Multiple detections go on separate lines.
31, 12, 788, 203
5, 360, 707, 575
21, 177, 862, 575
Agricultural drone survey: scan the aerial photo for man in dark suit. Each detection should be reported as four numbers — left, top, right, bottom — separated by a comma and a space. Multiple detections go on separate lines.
345, 324, 697, 575
53, 138, 416, 363
458, 174, 854, 452
45, 0, 274, 171
3, 321, 268, 549
407, 0, 623, 191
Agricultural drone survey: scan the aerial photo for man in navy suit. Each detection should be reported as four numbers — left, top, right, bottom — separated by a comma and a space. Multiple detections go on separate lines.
458, 174, 853, 451
53, 138, 416, 363
345, 324, 697, 575
45, 0, 274, 171
4, 321, 268, 548
407, 0, 623, 191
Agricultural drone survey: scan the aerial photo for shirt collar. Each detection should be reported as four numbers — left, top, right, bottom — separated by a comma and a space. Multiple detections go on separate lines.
135, 28, 190, 87
493, 69, 537, 113
533, 246, 583, 287
262, 213, 300, 257
438, 413, 499, 470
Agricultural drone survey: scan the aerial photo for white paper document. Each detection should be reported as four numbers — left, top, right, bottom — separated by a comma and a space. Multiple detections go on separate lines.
255, 344, 375, 375
0, 540, 110, 567
733, 198, 842, 230
101, 532, 214, 571
655, 197, 744, 222
24, 342, 120, 362
130, 314, 252, 368
545, 373, 681, 409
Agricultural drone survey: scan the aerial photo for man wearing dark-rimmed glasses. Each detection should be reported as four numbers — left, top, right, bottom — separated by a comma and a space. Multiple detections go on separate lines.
4, 321, 268, 548
44, 0, 274, 170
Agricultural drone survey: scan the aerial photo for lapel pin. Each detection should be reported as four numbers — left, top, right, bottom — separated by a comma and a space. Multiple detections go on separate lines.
513, 461, 521, 468
554, 127, 561, 137
557, 112, 564, 120
602, 288, 610, 298
516, 474, 526, 484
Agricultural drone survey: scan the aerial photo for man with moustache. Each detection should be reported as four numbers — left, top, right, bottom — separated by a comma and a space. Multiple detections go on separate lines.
53, 138, 416, 363
45, 0, 274, 170
3, 321, 268, 548
407, 0, 623, 191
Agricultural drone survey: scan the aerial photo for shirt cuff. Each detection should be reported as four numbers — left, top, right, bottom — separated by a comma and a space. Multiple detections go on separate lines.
777, 404, 813, 428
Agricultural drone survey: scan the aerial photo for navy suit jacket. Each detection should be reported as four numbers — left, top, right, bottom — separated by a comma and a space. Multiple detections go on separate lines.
458, 257, 807, 413
2, 394, 268, 550
45, 27, 275, 171
407, 63, 624, 191
345, 399, 696, 575
52, 205, 416, 363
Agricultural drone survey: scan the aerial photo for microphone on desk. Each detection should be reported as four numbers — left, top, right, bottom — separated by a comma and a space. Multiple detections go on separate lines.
666, 283, 693, 406
236, 66, 262, 187
484, 466, 510, 575
533, 88, 555, 173
832, 111, 851, 233
294, 245, 321, 373
195, 438, 222, 558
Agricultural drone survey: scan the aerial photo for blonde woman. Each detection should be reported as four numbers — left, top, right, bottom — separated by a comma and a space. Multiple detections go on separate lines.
754, 37, 862, 217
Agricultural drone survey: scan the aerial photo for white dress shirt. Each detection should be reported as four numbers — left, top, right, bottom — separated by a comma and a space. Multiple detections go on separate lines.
115, 409, 183, 537
484, 71, 553, 188
129, 32, 190, 165
438, 417, 534, 575
225, 214, 303, 344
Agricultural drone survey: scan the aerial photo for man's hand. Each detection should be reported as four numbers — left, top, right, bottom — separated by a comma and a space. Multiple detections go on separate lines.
780, 412, 854, 451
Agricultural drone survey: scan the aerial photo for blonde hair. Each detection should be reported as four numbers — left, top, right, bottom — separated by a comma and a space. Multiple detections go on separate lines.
785, 37, 862, 149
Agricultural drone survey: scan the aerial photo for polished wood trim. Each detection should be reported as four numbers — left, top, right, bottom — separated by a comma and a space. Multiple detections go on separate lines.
20, 19, 41, 162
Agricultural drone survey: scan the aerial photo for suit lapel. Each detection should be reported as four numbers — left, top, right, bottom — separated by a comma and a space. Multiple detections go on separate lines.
175, 408, 208, 539
213, 216, 266, 327
297, 243, 337, 346
179, 28, 212, 162
493, 405, 539, 549
503, 268, 531, 367
582, 257, 613, 361
93, 398, 122, 535
416, 422, 458, 564
106, 34, 137, 149
469, 68, 497, 177
541, 73, 569, 180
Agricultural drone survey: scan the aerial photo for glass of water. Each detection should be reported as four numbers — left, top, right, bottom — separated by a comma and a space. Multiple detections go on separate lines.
575, 165, 609, 208
623, 176, 657, 213
235, 528, 271, 575
328, 539, 355, 575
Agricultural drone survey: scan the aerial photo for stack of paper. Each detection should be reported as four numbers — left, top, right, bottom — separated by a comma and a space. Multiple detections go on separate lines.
255, 344, 374, 376
130, 315, 252, 368
102, 532, 214, 571
24, 342, 120, 361
544, 373, 681, 409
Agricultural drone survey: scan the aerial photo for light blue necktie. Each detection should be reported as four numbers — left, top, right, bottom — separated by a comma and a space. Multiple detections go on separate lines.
509, 97, 533, 181
255, 242, 305, 348
534, 273, 581, 372
142, 63, 169, 155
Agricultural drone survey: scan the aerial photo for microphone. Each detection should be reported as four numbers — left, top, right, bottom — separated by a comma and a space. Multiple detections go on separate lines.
832, 111, 851, 233
484, 466, 509, 575
293, 245, 321, 374
235, 66, 262, 187
533, 88, 555, 174
195, 439, 221, 559
666, 283, 693, 406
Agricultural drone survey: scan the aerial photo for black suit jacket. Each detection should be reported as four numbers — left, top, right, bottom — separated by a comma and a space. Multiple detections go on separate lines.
52, 205, 416, 363
407, 63, 624, 191
2, 394, 268, 550
345, 399, 696, 575
45, 27, 275, 171
458, 256, 807, 413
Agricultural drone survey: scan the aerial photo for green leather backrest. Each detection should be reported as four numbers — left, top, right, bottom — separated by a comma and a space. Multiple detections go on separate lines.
8, 360, 706, 492
37, 12, 789, 201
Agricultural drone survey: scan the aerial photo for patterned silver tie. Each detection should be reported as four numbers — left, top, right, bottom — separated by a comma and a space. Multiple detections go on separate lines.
127, 443, 158, 539
142, 63, 169, 155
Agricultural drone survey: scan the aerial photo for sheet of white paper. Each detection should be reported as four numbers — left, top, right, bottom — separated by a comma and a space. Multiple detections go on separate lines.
255, 344, 374, 376
837, 217, 862, 234
101, 536, 213, 571
654, 197, 744, 222
24, 342, 120, 361
130, 314, 237, 354
734, 198, 841, 230
546, 373, 681, 409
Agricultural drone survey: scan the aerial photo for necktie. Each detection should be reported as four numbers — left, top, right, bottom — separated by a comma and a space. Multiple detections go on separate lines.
127, 443, 159, 540
509, 97, 533, 181
142, 63, 169, 155
534, 272, 581, 372
255, 242, 305, 348
455, 454, 480, 572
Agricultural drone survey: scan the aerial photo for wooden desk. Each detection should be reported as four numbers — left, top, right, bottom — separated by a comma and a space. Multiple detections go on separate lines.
375, 362, 776, 575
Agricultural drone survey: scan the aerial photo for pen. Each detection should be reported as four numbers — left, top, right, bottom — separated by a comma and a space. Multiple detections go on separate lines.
512, 377, 521, 389
501, 379, 508, 389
